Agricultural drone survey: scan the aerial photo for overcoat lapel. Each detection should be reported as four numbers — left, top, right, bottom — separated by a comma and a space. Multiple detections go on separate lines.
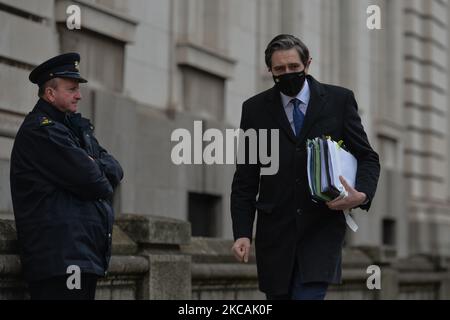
297, 75, 328, 144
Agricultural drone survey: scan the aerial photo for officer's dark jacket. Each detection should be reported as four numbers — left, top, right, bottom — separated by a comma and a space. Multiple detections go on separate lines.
10, 98, 124, 282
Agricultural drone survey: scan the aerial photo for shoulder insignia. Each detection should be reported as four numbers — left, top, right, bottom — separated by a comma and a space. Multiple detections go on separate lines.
40, 117, 54, 127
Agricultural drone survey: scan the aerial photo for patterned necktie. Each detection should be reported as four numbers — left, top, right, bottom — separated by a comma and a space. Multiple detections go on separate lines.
292, 98, 304, 137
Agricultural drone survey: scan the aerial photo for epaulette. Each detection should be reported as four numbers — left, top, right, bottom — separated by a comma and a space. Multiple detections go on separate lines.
39, 116, 54, 127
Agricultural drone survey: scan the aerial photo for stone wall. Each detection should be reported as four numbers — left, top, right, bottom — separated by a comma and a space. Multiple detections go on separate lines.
0, 214, 192, 300
2, 214, 450, 300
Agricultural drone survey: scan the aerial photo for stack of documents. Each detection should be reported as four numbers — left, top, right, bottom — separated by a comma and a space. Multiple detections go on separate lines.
306, 137, 359, 232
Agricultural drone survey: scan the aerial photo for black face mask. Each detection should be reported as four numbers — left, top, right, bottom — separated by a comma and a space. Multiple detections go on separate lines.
273, 71, 306, 97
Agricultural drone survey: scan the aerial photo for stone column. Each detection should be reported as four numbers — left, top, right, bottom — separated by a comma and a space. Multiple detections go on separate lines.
115, 214, 192, 299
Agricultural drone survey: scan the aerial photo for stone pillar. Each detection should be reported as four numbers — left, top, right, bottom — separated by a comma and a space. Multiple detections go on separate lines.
357, 245, 399, 300
439, 273, 450, 300
378, 267, 399, 300
115, 214, 192, 299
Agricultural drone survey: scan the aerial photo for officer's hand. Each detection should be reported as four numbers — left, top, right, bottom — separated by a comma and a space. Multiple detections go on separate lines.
231, 237, 251, 263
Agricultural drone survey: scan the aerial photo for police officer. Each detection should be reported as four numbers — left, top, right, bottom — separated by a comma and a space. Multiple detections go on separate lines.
10, 53, 124, 300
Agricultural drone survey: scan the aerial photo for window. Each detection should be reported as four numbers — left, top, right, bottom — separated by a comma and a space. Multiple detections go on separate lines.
382, 218, 396, 246
188, 192, 222, 237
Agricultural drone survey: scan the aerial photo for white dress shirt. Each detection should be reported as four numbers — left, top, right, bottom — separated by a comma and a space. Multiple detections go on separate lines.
280, 79, 311, 133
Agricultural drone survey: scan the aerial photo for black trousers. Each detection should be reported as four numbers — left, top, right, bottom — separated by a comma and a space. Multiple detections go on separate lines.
266, 259, 329, 300
28, 273, 99, 300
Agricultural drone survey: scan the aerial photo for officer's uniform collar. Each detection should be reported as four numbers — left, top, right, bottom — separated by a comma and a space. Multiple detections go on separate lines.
34, 98, 68, 123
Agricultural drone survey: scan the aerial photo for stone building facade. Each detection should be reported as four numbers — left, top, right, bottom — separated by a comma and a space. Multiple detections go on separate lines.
0, 0, 450, 266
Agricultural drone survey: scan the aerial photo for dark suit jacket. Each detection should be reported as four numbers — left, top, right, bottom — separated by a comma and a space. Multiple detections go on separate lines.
230, 75, 380, 295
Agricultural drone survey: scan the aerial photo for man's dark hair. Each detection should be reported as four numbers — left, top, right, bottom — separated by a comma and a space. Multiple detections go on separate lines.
264, 34, 310, 69
38, 78, 59, 98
